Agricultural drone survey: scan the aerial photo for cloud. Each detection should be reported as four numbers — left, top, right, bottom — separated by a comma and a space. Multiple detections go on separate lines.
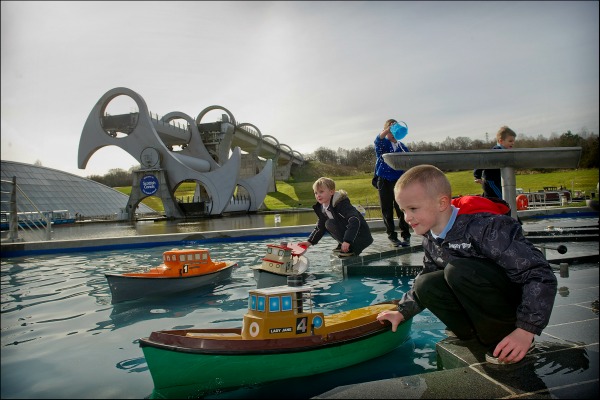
1, 1, 598, 177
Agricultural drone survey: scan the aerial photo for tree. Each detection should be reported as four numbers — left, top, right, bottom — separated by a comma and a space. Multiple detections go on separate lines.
313, 147, 337, 164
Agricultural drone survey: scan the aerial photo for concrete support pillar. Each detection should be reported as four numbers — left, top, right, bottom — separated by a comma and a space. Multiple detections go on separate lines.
126, 169, 185, 220
501, 167, 517, 219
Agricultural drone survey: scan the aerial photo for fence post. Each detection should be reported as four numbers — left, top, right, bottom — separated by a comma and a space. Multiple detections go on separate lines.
8, 176, 19, 241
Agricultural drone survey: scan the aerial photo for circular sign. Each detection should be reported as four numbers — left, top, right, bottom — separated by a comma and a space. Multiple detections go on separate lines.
312, 315, 323, 329
140, 147, 160, 168
140, 175, 159, 196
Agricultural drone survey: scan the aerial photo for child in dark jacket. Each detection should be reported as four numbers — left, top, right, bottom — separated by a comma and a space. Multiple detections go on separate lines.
376, 164, 557, 365
374, 119, 411, 247
473, 125, 517, 199
298, 177, 373, 257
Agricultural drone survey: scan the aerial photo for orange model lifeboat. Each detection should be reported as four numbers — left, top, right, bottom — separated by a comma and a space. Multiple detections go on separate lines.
105, 248, 238, 303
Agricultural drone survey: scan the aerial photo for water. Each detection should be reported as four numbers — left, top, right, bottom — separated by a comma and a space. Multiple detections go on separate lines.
2, 214, 597, 398
0, 234, 444, 399
7, 209, 386, 242
7, 208, 596, 243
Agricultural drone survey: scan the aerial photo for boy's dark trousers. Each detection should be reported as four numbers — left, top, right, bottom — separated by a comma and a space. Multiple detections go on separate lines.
377, 177, 410, 241
325, 219, 373, 256
413, 258, 522, 346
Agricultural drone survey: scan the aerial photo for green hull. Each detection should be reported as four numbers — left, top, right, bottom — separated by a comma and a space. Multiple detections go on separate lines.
143, 319, 412, 398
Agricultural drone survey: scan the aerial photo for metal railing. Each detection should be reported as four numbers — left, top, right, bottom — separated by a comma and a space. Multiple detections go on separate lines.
1, 177, 51, 242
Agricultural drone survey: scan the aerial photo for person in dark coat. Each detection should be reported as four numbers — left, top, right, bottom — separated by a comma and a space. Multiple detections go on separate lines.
377, 164, 557, 365
473, 125, 517, 199
299, 177, 373, 257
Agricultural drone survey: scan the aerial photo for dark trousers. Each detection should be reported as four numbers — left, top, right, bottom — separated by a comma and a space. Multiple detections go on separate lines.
325, 219, 373, 255
483, 178, 503, 199
377, 177, 410, 241
413, 258, 521, 346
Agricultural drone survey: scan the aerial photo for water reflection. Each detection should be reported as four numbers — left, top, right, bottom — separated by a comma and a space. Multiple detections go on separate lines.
31, 212, 597, 242
0, 235, 443, 399
116, 356, 148, 374
3, 216, 597, 399
482, 342, 593, 397
105, 283, 251, 330
29, 211, 331, 242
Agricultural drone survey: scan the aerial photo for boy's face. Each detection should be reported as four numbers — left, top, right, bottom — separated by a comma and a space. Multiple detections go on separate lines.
396, 182, 450, 236
499, 136, 516, 149
314, 185, 335, 205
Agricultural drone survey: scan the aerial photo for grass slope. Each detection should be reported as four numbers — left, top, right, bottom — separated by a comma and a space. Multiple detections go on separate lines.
115, 164, 599, 212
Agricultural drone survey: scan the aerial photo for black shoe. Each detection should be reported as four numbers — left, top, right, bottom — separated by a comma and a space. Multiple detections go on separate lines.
332, 244, 342, 253
399, 239, 410, 247
337, 251, 355, 258
444, 328, 474, 340
485, 340, 535, 365
389, 238, 402, 247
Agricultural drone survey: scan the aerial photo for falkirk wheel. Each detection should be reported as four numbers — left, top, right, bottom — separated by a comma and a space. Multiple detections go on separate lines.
78, 87, 304, 220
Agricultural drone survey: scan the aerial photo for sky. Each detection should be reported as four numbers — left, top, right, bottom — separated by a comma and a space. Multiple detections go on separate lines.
2, 1, 598, 178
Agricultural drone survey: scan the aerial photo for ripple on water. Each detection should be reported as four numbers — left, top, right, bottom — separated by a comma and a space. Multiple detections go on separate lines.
0, 234, 440, 398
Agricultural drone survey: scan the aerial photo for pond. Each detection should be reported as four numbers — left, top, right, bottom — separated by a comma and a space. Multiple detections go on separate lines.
1, 234, 444, 399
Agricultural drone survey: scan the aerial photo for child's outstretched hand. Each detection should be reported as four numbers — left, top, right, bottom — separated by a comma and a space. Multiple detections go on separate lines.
297, 241, 311, 249
290, 242, 309, 256
376, 310, 405, 332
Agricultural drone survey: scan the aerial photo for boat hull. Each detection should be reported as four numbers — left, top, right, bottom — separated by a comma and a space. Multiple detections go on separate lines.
253, 269, 305, 288
141, 318, 412, 397
251, 254, 309, 288
105, 263, 235, 303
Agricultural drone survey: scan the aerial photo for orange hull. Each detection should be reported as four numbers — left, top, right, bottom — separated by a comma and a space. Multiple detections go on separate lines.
105, 248, 237, 303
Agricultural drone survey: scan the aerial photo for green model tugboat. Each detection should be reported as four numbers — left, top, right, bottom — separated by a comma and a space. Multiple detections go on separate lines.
139, 281, 412, 398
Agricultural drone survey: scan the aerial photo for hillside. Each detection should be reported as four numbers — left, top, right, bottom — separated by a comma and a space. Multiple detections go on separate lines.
116, 163, 599, 212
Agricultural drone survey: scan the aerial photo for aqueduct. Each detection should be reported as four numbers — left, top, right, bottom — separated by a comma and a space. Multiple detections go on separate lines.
78, 87, 304, 220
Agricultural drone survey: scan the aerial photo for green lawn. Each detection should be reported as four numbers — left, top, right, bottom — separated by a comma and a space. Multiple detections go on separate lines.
115, 168, 599, 212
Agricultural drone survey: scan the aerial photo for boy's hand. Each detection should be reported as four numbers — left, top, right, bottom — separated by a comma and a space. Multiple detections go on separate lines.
297, 241, 311, 248
341, 241, 351, 253
376, 310, 405, 332
491, 328, 535, 364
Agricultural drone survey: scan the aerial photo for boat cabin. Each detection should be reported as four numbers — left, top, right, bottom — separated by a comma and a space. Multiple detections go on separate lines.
242, 285, 323, 340
123, 248, 226, 278
240, 284, 399, 341
260, 243, 296, 274
164, 248, 212, 268
161, 249, 225, 275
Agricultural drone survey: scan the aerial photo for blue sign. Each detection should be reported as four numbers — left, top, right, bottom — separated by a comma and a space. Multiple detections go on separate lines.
140, 175, 159, 196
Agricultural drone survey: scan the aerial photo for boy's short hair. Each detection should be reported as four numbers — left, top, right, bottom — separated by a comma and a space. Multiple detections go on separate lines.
384, 119, 397, 129
496, 126, 517, 142
395, 165, 452, 198
313, 177, 336, 191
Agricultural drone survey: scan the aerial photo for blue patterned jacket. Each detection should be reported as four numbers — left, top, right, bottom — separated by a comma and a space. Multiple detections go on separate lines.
397, 196, 557, 335
374, 135, 410, 182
